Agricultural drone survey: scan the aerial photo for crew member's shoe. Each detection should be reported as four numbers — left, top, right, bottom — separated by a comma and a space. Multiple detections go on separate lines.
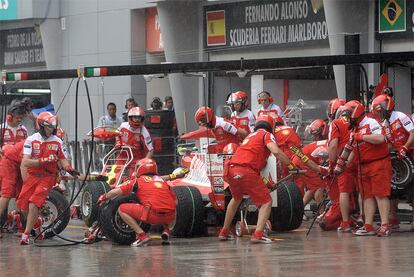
251, 230, 272, 244
354, 224, 376, 236
337, 221, 351, 232
131, 232, 151, 247
377, 224, 391, 237
218, 228, 234, 241
161, 228, 171, 245
20, 232, 30, 245
33, 217, 44, 240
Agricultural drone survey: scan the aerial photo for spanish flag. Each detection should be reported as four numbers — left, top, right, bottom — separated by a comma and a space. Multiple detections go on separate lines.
206, 10, 226, 46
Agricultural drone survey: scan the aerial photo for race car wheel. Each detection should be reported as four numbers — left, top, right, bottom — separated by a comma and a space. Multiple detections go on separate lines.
99, 195, 150, 245
270, 181, 304, 231
390, 152, 413, 197
170, 186, 205, 237
80, 181, 111, 227
40, 189, 71, 239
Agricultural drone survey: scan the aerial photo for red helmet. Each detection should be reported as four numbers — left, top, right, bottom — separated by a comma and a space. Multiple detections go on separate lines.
372, 94, 395, 113
305, 119, 327, 140
222, 143, 238, 155
136, 158, 158, 177
36, 112, 58, 130
343, 100, 365, 121
195, 106, 216, 127
334, 105, 347, 120
327, 98, 346, 120
227, 91, 248, 112
255, 114, 275, 132
272, 114, 285, 126
128, 107, 145, 128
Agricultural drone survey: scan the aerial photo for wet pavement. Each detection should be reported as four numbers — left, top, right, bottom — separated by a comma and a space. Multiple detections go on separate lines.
1, 220, 414, 277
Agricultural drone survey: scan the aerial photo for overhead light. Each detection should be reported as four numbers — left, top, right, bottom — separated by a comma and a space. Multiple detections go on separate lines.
236, 71, 247, 78
17, 88, 51, 94
143, 74, 167, 82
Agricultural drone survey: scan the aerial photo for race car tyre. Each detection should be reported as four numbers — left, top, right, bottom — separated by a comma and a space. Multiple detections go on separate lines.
81, 181, 111, 227
99, 195, 150, 245
390, 152, 413, 197
171, 186, 205, 237
40, 189, 71, 239
270, 181, 304, 231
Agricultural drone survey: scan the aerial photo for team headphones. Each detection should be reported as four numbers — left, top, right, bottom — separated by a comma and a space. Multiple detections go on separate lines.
257, 91, 273, 104
151, 97, 162, 109
7, 102, 25, 122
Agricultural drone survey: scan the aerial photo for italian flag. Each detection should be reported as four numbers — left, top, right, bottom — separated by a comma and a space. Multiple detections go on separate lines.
86, 67, 108, 77
7, 72, 28, 81
206, 10, 226, 46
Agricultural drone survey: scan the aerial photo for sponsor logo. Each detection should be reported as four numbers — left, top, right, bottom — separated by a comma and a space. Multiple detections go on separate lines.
213, 185, 224, 193
281, 129, 290, 135
33, 143, 40, 149
213, 177, 224, 185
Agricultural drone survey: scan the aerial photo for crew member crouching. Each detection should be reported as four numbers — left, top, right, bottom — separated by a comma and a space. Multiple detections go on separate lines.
97, 158, 176, 247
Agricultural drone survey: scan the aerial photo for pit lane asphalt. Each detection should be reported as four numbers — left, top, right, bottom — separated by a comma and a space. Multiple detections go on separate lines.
1, 219, 414, 277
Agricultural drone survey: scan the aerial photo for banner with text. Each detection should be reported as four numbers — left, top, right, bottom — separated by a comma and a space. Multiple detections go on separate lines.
0, 0, 17, 20
0, 27, 46, 69
146, 7, 164, 53
204, 0, 328, 50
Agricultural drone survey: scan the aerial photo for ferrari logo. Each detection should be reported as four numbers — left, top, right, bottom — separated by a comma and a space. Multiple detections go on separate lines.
154, 182, 163, 188
144, 176, 152, 182
281, 129, 290, 136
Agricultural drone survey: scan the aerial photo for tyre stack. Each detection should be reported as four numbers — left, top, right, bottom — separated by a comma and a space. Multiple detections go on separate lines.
144, 110, 178, 175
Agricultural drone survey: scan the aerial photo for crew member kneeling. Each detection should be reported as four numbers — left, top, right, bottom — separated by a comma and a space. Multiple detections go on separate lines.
97, 158, 176, 247
219, 115, 297, 243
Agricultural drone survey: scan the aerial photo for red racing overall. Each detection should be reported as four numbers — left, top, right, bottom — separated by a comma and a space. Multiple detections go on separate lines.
118, 175, 176, 225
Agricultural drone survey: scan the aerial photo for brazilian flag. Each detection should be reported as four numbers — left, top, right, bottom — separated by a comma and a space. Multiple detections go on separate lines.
379, 0, 406, 33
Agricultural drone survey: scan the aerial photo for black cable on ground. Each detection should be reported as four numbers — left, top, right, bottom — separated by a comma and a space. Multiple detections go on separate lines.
34, 75, 95, 247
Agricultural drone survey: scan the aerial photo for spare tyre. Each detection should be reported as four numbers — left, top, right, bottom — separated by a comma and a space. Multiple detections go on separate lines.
40, 189, 71, 239
81, 181, 111, 227
390, 152, 413, 197
99, 194, 150, 245
270, 181, 304, 231
171, 186, 205, 237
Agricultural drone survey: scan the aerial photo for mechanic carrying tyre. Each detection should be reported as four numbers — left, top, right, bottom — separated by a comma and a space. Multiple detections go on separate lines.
218, 114, 303, 244
97, 158, 176, 247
